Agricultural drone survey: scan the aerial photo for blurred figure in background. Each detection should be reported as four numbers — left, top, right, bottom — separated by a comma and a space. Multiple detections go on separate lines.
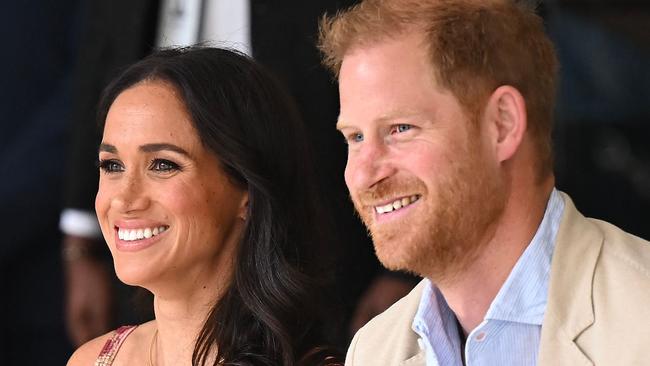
0, 1, 79, 364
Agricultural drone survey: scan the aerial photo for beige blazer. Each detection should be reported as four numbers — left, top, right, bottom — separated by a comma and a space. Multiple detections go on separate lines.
346, 193, 650, 365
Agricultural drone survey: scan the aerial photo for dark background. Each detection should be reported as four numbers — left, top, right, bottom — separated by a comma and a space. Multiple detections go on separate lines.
0, 1, 648, 364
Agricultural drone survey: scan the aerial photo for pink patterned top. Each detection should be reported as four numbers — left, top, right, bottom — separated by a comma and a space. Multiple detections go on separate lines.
94, 325, 138, 366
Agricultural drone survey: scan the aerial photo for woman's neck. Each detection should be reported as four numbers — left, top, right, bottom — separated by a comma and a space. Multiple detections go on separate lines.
148, 266, 232, 365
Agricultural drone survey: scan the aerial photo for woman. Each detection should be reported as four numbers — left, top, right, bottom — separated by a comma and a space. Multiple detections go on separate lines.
67, 47, 340, 365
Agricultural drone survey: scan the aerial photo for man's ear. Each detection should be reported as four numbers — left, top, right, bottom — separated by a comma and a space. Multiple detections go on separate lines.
484, 85, 527, 163
238, 192, 249, 221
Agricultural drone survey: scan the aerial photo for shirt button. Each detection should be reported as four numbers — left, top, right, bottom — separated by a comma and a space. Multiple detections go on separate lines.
475, 331, 487, 342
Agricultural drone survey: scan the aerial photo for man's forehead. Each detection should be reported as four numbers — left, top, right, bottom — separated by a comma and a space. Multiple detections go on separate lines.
337, 39, 442, 98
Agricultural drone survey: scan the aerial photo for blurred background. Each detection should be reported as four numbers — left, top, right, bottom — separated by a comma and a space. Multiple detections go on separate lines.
0, 1, 648, 364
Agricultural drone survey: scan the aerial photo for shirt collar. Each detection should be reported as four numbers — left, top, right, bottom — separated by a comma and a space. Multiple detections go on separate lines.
412, 279, 463, 365
485, 188, 565, 325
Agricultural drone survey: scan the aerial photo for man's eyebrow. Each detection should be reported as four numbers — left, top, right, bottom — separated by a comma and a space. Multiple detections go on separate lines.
336, 109, 426, 130
376, 109, 420, 123
335, 118, 349, 130
99, 143, 117, 153
139, 143, 190, 156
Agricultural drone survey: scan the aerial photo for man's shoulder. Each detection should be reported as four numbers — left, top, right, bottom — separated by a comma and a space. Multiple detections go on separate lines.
588, 217, 650, 297
554, 195, 650, 293
556, 192, 650, 279
543, 196, 650, 364
590, 217, 650, 271
579, 219, 650, 363
346, 279, 426, 366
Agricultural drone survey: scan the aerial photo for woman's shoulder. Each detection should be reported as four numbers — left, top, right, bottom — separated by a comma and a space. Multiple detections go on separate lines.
66, 329, 121, 366
66, 324, 143, 366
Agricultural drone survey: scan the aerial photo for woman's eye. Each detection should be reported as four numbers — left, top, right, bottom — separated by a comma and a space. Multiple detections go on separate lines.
98, 159, 124, 174
392, 124, 413, 134
149, 159, 180, 172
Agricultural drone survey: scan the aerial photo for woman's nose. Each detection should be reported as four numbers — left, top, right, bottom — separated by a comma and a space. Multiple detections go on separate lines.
110, 173, 151, 213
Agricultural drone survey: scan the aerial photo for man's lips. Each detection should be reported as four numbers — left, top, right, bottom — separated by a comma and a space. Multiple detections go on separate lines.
372, 194, 421, 214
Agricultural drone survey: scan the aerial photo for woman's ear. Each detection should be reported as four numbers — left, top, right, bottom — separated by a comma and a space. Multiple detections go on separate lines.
484, 85, 527, 163
238, 192, 249, 221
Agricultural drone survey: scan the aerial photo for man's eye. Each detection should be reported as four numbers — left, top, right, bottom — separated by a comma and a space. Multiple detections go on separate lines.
149, 159, 180, 172
98, 159, 124, 174
347, 132, 364, 144
392, 124, 413, 134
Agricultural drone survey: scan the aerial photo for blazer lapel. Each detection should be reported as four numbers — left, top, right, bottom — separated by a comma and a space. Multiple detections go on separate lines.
538, 193, 603, 366
400, 351, 426, 366
393, 280, 427, 366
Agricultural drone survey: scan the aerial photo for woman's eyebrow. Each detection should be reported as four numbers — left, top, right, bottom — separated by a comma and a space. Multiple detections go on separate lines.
98, 143, 191, 157
139, 143, 190, 156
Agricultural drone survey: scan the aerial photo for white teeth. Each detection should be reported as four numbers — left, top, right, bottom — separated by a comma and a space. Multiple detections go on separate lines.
118, 226, 168, 242
374, 195, 420, 214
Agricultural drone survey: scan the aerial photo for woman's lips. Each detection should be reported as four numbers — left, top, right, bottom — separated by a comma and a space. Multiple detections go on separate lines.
114, 225, 169, 252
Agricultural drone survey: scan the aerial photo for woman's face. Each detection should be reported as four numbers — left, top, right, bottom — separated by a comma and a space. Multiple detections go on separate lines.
96, 80, 247, 290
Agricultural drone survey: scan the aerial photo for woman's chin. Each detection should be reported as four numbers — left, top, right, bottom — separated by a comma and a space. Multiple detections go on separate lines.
114, 261, 155, 288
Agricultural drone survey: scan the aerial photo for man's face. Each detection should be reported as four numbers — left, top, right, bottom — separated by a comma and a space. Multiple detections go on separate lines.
337, 33, 506, 282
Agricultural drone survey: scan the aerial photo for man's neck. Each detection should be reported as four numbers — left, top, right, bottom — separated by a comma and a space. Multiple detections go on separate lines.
437, 179, 555, 335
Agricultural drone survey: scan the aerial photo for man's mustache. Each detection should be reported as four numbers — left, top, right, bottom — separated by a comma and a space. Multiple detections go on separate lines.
355, 176, 426, 206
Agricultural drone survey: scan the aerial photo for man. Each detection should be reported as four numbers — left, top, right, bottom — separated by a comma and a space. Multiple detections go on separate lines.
318, 0, 650, 365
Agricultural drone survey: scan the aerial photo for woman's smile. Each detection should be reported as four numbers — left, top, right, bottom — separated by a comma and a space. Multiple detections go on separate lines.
113, 222, 170, 252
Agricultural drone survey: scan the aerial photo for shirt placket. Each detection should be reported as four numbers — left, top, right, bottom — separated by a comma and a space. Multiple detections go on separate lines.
464, 320, 493, 366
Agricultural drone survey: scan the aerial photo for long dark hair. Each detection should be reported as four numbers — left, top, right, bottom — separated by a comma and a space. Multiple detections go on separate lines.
97, 47, 340, 365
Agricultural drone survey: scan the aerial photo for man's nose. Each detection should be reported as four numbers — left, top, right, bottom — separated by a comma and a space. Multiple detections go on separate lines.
345, 138, 396, 191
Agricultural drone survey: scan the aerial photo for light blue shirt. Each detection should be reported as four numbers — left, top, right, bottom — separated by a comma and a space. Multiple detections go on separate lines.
412, 189, 565, 366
